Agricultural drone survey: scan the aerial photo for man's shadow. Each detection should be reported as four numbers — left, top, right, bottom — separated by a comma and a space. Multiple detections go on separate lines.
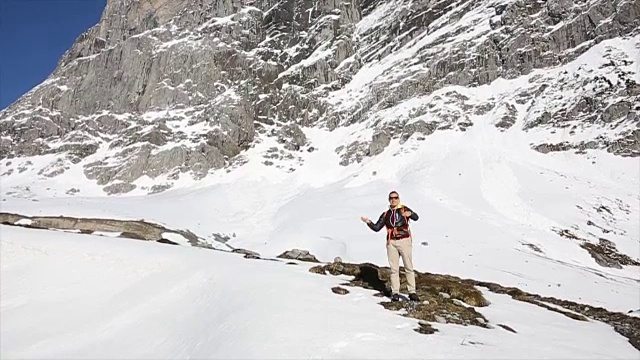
354, 263, 392, 297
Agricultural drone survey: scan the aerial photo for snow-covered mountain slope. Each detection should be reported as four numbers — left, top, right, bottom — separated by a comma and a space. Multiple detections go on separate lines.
2, 225, 638, 359
1, 0, 639, 356
3, 106, 638, 313
2, 39, 638, 351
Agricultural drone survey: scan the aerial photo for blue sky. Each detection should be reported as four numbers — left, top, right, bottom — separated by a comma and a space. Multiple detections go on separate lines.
0, 0, 106, 110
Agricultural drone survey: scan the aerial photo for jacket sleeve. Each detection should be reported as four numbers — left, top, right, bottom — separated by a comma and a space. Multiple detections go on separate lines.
404, 206, 419, 221
367, 212, 386, 232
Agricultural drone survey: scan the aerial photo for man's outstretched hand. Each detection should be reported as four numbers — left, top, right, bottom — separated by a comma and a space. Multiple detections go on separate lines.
360, 216, 370, 223
403, 211, 412, 217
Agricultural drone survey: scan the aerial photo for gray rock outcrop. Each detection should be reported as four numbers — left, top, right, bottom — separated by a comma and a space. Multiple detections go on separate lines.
277, 248, 320, 263
0, 0, 638, 194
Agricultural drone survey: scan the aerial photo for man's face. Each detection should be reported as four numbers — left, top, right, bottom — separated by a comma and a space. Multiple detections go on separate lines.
389, 192, 399, 206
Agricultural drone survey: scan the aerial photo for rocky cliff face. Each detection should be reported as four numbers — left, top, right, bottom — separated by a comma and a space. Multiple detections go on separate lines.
1, 0, 638, 195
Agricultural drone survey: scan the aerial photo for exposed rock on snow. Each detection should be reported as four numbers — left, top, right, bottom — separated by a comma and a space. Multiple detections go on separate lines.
314, 261, 491, 332
331, 286, 350, 295
277, 248, 320, 262
0, 212, 214, 248
368, 131, 391, 156
553, 227, 640, 268
277, 124, 308, 151
581, 240, 640, 268
311, 261, 640, 350
471, 280, 640, 350
232, 248, 261, 259
497, 324, 517, 333
309, 265, 328, 275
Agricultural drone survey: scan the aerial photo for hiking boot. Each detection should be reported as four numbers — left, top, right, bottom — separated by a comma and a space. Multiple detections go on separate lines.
391, 293, 401, 302
409, 293, 420, 301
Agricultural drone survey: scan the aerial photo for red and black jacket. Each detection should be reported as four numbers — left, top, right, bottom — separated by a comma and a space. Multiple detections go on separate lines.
367, 206, 419, 241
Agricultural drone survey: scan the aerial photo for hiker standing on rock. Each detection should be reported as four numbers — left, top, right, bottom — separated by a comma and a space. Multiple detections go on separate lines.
361, 191, 420, 302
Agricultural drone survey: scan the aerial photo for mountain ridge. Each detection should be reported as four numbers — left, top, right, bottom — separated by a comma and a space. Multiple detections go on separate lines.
1, 0, 638, 195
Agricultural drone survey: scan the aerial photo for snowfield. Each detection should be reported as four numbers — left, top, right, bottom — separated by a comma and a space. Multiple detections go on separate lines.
2, 115, 638, 313
1, 114, 639, 357
1, 225, 638, 359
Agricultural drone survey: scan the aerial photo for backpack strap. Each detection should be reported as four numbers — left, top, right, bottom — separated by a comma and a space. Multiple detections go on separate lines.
385, 207, 413, 244
400, 207, 412, 242
384, 210, 392, 244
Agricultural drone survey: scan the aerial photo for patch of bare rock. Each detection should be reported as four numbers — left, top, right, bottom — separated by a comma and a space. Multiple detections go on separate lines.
310, 259, 640, 351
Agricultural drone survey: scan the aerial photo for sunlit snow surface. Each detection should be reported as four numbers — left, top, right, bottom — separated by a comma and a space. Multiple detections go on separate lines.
2, 226, 638, 358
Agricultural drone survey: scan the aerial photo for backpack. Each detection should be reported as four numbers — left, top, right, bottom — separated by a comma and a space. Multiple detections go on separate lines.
384, 205, 412, 244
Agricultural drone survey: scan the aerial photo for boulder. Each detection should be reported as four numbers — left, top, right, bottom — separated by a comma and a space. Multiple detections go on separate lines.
277, 249, 320, 263
331, 286, 350, 295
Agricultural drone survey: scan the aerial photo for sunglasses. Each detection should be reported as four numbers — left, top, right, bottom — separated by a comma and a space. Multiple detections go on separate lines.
389, 196, 399, 200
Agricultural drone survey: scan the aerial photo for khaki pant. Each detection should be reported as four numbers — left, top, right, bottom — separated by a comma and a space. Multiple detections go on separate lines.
386, 237, 416, 294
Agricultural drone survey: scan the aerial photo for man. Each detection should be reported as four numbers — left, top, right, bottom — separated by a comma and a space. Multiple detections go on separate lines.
361, 191, 420, 302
